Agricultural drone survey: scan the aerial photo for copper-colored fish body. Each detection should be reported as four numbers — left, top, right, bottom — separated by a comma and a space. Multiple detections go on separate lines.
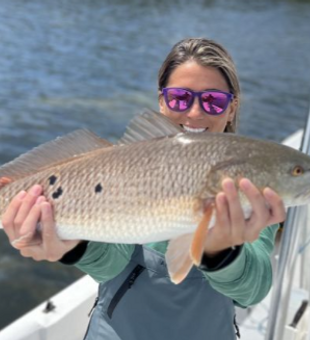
2, 110, 310, 283
2, 129, 310, 241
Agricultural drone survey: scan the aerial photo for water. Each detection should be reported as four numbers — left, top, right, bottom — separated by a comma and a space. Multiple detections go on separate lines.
0, 0, 310, 330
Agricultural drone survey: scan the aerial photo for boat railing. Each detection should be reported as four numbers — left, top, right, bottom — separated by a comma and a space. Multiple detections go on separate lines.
265, 105, 310, 340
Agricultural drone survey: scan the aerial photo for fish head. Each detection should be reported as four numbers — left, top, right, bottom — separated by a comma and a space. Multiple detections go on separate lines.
266, 145, 310, 207
233, 141, 310, 208
198, 137, 310, 210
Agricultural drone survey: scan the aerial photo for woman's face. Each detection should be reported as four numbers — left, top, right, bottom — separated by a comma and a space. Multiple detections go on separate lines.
159, 61, 237, 133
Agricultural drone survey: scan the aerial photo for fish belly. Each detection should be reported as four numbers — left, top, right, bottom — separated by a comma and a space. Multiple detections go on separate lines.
56, 214, 197, 244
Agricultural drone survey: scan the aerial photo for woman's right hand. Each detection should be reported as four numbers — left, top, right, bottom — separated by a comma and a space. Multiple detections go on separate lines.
1, 185, 80, 262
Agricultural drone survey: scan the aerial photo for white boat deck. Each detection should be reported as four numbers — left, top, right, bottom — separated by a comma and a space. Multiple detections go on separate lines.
0, 275, 98, 340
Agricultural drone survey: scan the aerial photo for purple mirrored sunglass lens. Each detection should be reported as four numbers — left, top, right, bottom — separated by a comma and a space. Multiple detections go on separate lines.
165, 88, 193, 111
201, 92, 230, 114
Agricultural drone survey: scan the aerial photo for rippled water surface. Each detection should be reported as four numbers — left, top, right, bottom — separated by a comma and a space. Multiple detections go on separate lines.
1, 0, 310, 330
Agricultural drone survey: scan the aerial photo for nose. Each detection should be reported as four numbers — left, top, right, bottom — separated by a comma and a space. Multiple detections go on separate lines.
186, 97, 204, 119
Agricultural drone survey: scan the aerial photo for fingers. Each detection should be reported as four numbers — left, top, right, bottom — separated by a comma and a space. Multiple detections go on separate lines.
239, 178, 270, 242
20, 245, 44, 261
41, 202, 62, 261
239, 179, 269, 222
40, 202, 80, 262
14, 185, 42, 231
215, 193, 231, 240
263, 187, 286, 225
210, 177, 285, 252
2, 190, 27, 242
2, 185, 43, 242
18, 201, 59, 262
15, 201, 67, 262
41, 202, 56, 244
1, 184, 44, 250
2, 187, 81, 262
222, 178, 245, 245
20, 196, 45, 235
16, 201, 69, 262
12, 196, 46, 249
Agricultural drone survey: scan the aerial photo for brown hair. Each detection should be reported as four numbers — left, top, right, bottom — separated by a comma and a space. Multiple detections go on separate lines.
158, 38, 241, 133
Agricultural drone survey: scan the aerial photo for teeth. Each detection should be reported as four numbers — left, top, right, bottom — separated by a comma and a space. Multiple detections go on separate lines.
183, 126, 207, 133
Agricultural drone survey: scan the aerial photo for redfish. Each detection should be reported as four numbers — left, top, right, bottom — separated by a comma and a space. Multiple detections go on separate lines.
1, 110, 310, 283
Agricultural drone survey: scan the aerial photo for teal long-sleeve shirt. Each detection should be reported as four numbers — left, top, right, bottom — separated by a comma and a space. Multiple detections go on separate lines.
75, 224, 279, 308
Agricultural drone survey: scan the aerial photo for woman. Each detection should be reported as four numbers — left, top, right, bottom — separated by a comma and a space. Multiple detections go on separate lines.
2, 38, 286, 339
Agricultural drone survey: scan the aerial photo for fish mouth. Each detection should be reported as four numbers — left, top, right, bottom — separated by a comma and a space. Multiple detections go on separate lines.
182, 125, 208, 133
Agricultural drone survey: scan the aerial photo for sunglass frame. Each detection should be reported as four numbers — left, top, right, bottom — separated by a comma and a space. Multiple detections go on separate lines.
162, 87, 234, 116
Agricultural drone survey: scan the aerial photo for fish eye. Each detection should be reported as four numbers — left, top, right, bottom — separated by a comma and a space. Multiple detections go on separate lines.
292, 166, 304, 176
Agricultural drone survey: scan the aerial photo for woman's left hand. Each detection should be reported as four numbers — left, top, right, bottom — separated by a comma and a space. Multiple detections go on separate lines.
203, 178, 286, 256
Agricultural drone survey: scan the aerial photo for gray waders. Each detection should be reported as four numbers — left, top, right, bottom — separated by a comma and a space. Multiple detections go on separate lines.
84, 245, 239, 339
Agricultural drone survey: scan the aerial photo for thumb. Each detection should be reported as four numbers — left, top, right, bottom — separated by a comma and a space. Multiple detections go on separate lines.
41, 202, 58, 247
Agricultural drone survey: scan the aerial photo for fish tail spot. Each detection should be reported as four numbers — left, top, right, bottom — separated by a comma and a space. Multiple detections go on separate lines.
0, 177, 13, 189
48, 175, 57, 186
52, 187, 63, 199
95, 183, 103, 193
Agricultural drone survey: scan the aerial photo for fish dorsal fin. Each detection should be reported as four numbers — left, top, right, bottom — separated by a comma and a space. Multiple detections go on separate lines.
0, 129, 112, 181
118, 108, 183, 145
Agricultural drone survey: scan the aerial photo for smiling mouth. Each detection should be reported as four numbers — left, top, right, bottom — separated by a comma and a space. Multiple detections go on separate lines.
182, 125, 208, 133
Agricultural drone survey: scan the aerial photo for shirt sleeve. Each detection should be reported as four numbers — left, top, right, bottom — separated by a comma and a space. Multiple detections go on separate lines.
201, 224, 279, 308
74, 242, 135, 283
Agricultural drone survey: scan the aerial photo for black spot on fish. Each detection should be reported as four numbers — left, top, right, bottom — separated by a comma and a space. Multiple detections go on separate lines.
52, 187, 63, 199
48, 175, 57, 186
95, 183, 102, 193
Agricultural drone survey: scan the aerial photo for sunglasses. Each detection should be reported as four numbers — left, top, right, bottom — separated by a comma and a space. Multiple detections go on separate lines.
162, 88, 234, 116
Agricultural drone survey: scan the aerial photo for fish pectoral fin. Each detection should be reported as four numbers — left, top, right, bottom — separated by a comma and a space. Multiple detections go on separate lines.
190, 203, 214, 266
166, 234, 194, 284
